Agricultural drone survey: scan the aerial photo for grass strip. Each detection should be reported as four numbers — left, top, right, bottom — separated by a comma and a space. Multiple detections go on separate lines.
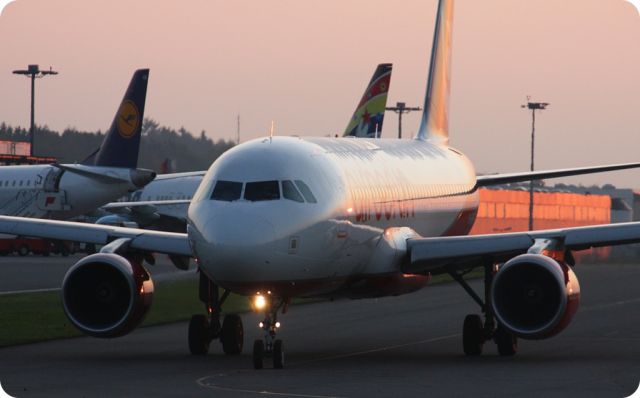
0, 270, 481, 348
0, 278, 249, 348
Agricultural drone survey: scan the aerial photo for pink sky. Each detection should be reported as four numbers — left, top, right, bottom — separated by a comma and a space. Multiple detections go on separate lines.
0, 0, 639, 187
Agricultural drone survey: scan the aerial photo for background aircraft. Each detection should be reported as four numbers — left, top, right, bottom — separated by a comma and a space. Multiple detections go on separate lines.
343, 63, 392, 138
0, 69, 155, 220
2, 0, 640, 371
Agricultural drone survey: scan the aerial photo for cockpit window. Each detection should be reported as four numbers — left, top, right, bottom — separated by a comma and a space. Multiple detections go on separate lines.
294, 180, 317, 203
211, 180, 243, 201
282, 180, 304, 203
244, 181, 280, 201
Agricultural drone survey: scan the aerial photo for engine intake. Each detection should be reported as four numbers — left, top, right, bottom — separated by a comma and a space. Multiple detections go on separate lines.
62, 253, 154, 338
491, 253, 580, 339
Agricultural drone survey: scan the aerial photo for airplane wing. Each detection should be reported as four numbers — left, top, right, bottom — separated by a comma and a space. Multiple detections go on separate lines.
476, 162, 640, 186
403, 222, 640, 274
0, 215, 191, 256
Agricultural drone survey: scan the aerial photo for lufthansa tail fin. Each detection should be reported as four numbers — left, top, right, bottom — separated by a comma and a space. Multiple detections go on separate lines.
343, 63, 392, 138
417, 0, 453, 144
83, 69, 149, 168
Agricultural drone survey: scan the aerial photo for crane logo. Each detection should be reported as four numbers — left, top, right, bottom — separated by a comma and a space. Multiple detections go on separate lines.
116, 100, 140, 139
0, 1, 15, 16
626, 0, 640, 15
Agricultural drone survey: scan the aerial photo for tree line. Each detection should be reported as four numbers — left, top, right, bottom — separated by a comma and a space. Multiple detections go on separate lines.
0, 119, 235, 172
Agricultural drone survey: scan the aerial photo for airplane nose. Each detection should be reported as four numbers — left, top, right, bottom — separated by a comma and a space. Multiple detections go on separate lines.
195, 208, 277, 283
203, 209, 276, 248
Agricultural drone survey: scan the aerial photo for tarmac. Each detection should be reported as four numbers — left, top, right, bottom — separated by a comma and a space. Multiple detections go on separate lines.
0, 260, 639, 397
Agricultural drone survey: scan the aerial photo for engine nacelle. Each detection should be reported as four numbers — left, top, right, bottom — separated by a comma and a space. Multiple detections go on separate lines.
62, 253, 154, 338
491, 253, 580, 340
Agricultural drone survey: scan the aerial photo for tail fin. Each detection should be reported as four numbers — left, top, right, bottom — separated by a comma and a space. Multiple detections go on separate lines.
343, 63, 392, 138
86, 69, 149, 168
417, 0, 453, 144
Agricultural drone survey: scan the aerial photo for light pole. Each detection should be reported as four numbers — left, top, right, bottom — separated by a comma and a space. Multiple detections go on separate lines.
12, 64, 58, 156
386, 102, 421, 139
521, 99, 549, 231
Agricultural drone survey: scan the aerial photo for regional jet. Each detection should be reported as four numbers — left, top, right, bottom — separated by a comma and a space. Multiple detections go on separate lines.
3, 0, 640, 370
0, 69, 155, 219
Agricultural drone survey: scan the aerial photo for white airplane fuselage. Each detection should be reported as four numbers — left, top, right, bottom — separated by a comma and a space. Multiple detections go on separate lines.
188, 136, 479, 298
0, 164, 145, 219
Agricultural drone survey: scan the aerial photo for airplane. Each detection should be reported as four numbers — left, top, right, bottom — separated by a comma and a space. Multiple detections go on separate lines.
4, 0, 640, 370
343, 63, 392, 138
0, 69, 155, 220
94, 63, 394, 232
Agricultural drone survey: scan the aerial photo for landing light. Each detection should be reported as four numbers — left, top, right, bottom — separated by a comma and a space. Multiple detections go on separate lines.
253, 295, 268, 311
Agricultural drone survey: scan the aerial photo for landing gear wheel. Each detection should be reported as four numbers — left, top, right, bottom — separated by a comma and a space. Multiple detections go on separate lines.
273, 339, 284, 369
252, 339, 264, 369
495, 326, 518, 357
188, 314, 210, 355
18, 245, 29, 256
220, 314, 244, 355
463, 314, 484, 356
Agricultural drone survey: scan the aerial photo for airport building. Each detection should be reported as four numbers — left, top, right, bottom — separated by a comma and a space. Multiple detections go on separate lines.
0, 140, 56, 165
474, 183, 640, 260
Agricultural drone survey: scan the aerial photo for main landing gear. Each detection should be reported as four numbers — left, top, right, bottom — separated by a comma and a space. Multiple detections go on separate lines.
188, 271, 244, 356
252, 295, 287, 369
449, 263, 518, 357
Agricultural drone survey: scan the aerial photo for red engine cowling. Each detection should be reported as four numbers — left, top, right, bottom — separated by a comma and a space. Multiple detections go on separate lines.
62, 253, 154, 338
490, 253, 580, 340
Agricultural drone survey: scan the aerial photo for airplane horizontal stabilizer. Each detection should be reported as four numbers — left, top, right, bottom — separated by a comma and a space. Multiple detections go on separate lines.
55, 164, 156, 188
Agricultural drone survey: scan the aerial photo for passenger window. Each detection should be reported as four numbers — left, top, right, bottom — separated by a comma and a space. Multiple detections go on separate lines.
244, 181, 280, 201
282, 180, 304, 203
294, 180, 317, 203
211, 180, 243, 201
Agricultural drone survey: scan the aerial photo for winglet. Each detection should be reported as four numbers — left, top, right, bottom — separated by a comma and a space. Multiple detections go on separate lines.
343, 63, 392, 138
416, 0, 453, 144
86, 69, 149, 168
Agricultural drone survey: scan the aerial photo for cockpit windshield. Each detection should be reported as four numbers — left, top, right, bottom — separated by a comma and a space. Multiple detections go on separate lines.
211, 180, 242, 201
208, 179, 316, 203
282, 180, 304, 203
294, 180, 317, 203
244, 181, 280, 201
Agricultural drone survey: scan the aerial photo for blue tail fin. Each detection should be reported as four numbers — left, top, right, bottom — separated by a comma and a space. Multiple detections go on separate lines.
85, 69, 149, 168
343, 63, 392, 138
417, 0, 453, 144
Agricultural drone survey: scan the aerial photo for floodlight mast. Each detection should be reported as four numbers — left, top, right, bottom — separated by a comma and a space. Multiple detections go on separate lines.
12, 64, 58, 156
521, 99, 549, 230
386, 102, 422, 139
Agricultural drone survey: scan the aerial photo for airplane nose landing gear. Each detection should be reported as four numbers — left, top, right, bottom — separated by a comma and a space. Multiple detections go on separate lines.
252, 294, 287, 369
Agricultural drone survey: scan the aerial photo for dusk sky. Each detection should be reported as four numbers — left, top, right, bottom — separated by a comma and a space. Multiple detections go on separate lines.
1, 0, 639, 187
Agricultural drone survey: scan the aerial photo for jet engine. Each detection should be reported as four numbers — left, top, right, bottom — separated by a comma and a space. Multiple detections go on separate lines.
62, 253, 154, 338
490, 253, 580, 340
